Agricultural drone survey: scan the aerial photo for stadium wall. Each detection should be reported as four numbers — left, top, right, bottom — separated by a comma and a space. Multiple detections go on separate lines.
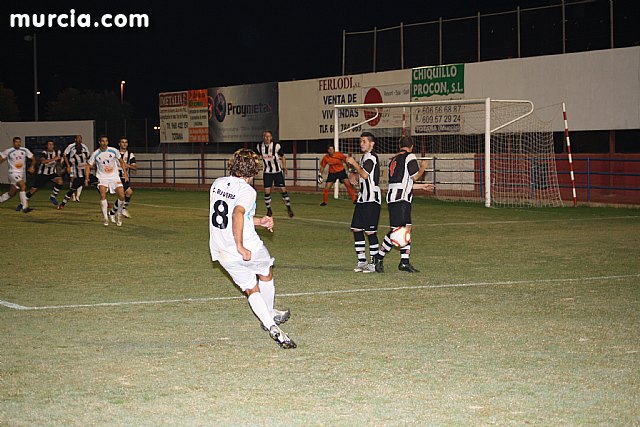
0, 120, 95, 184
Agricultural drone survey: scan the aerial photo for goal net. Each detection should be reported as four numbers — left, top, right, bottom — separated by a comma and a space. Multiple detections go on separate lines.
334, 98, 563, 208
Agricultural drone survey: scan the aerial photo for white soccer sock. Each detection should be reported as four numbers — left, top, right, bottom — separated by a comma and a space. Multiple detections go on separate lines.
19, 191, 27, 208
76, 186, 83, 197
0, 192, 9, 203
259, 279, 275, 313
247, 293, 276, 330
100, 199, 108, 220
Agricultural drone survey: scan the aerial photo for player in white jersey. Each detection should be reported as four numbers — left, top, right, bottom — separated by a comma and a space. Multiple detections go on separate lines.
209, 148, 296, 349
0, 137, 36, 213
345, 132, 382, 273
374, 136, 432, 273
85, 135, 129, 226
256, 129, 294, 218
108, 137, 136, 221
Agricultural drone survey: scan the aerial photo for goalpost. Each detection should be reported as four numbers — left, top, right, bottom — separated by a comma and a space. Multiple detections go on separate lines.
333, 98, 563, 208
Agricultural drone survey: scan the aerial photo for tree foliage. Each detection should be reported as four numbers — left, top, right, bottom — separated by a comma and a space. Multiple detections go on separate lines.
45, 88, 133, 122
0, 83, 21, 121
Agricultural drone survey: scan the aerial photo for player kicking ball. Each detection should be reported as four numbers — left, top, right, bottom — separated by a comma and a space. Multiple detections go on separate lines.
209, 148, 296, 349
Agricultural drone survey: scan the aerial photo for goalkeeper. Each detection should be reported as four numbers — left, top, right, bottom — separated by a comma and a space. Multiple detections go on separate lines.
318, 145, 357, 206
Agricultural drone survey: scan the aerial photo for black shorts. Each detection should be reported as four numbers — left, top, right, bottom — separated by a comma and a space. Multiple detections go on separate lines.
350, 202, 381, 232
33, 173, 59, 189
120, 177, 131, 191
263, 172, 285, 188
388, 201, 412, 228
327, 170, 348, 183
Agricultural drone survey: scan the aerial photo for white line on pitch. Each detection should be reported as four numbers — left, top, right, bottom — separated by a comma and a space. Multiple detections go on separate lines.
2, 273, 638, 311
135, 203, 639, 228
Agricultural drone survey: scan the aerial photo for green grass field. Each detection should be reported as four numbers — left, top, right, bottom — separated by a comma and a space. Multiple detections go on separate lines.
1, 187, 639, 426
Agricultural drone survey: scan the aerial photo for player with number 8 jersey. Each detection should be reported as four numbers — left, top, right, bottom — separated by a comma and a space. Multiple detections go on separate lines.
209, 148, 296, 349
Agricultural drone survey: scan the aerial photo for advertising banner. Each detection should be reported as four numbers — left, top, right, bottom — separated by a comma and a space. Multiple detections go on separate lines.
317, 75, 363, 138
188, 89, 209, 143
361, 84, 411, 130
208, 82, 278, 143
159, 91, 189, 143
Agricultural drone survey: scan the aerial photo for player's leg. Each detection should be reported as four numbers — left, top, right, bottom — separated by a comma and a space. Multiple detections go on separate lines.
263, 173, 273, 216
0, 182, 18, 203
122, 186, 133, 218
49, 176, 63, 205
341, 178, 357, 203
351, 203, 369, 271
276, 172, 293, 217
321, 179, 335, 206
114, 184, 125, 226
58, 178, 81, 209
258, 266, 290, 326
98, 185, 109, 225
395, 202, 419, 273
17, 180, 32, 212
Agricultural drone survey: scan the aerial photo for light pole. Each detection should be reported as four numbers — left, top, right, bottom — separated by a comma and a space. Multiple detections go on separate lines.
24, 34, 38, 121
120, 80, 126, 104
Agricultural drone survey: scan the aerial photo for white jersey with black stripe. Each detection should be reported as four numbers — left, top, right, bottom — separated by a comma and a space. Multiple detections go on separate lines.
357, 151, 381, 204
117, 150, 136, 178
38, 149, 62, 175
64, 143, 90, 178
386, 151, 420, 204
257, 142, 283, 174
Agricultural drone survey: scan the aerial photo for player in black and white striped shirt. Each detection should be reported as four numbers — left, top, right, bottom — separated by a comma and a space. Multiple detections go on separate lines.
107, 137, 136, 220
345, 132, 382, 273
256, 130, 294, 218
374, 136, 431, 273
22, 140, 65, 208
57, 137, 93, 209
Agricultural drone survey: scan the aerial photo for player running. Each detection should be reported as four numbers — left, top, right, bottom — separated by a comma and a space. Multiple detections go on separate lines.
0, 137, 36, 213
85, 135, 129, 226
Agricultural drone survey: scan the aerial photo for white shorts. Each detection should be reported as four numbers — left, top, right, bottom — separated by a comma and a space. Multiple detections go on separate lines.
9, 171, 25, 187
217, 245, 274, 291
98, 178, 123, 194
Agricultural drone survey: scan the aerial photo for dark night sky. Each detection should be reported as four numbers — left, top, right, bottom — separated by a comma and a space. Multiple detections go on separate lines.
0, 0, 562, 119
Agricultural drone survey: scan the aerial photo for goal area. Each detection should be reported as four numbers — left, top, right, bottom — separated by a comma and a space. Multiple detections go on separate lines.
334, 98, 563, 208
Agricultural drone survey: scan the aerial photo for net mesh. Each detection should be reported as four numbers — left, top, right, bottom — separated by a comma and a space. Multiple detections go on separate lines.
336, 100, 563, 207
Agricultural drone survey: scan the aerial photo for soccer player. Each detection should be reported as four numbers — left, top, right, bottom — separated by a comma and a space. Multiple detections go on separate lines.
256, 129, 294, 218
346, 132, 381, 273
85, 135, 129, 226
20, 140, 64, 208
318, 144, 357, 205
373, 135, 432, 273
0, 137, 35, 213
63, 135, 90, 202
57, 136, 92, 210
107, 137, 136, 221
209, 148, 296, 349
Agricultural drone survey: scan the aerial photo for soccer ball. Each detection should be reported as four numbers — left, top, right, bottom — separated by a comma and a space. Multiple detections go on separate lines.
389, 226, 411, 247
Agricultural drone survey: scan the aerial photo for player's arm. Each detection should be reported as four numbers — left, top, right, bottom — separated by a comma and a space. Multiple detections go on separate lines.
127, 156, 137, 172
232, 205, 251, 261
119, 158, 129, 182
41, 152, 54, 165
346, 156, 370, 180
27, 153, 35, 174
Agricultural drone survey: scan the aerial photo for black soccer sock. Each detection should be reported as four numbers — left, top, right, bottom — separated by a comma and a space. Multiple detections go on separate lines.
400, 244, 411, 264
282, 191, 291, 207
124, 196, 131, 209
353, 230, 366, 263
366, 233, 379, 258
51, 184, 62, 198
264, 194, 272, 208
379, 232, 393, 258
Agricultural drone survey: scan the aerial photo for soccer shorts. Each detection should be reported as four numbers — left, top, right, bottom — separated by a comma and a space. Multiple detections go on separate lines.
327, 170, 348, 183
8, 171, 25, 187
98, 178, 123, 194
33, 173, 58, 189
263, 172, 285, 188
388, 200, 412, 228
217, 245, 275, 291
350, 201, 381, 232
120, 177, 131, 191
